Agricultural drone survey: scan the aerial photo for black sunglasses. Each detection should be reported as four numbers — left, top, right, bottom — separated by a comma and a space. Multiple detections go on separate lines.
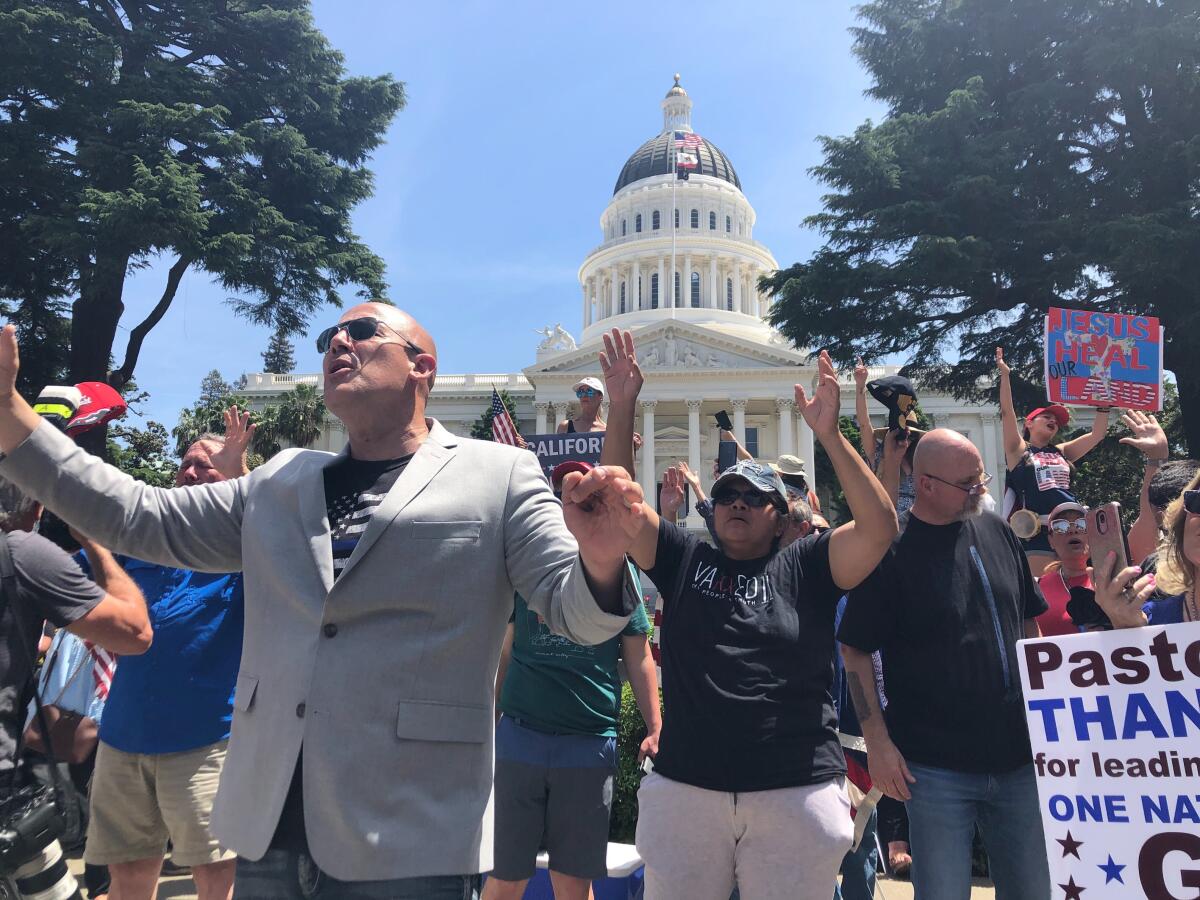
315, 317, 425, 356
1184, 490, 1200, 516
711, 486, 780, 510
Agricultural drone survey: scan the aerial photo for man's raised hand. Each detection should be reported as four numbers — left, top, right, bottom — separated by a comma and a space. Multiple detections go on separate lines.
560, 465, 646, 565
0, 324, 19, 401
995, 346, 1011, 378
1119, 410, 1168, 460
794, 350, 842, 441
0, 324, 49, 453
599, 329, 643, 407
658, 466, 685, 519
211, 405, 256, 479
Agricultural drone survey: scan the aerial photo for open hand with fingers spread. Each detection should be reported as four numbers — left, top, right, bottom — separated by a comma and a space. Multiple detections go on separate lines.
1119, 410, 1168, 461
658, 466, 686, 519
794, 350, 843, 442
599, 328, 643, 408
211, 405, 256, 479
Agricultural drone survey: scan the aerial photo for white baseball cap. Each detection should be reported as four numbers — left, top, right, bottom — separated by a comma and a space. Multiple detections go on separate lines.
572, 377, 604, 396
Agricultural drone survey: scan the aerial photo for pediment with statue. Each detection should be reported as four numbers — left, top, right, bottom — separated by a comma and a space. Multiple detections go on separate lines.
525, 320, 808, 379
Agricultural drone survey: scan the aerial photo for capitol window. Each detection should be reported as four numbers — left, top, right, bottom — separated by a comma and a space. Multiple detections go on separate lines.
651, 273, 659, 308
725, 215, 731, 233
622, 219, 627, 236
709, 211, 717, 230
674, 209, 680, 229
674, 272, 681, 306
690, 272, 700, 307
635, 213, 642, 233
652, 210, 661, 230
726, 278, 734, 310
745, 427, 760, 458
620, 282, 626, 314
690, 209, 699, 229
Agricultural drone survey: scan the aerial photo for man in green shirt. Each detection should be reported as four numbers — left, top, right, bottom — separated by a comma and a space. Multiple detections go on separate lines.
485, 461, 661, 900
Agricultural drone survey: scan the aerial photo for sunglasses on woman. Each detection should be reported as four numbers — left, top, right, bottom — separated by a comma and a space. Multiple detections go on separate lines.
1049, 518, 1087, 535
575, 387, 599, 399
1184, 490, 1200, 515
711, 487, 780, 510
315, 317, 425, 355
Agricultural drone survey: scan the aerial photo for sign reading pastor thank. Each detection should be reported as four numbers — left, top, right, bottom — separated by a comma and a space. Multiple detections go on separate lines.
1044, 307, 1164, 411
522, 432, 605, 481
1017, 623, 1200, 899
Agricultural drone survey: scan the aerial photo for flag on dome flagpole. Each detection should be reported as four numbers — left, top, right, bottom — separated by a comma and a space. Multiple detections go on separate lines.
490, 388, 521, 446
674, 130, 700, 180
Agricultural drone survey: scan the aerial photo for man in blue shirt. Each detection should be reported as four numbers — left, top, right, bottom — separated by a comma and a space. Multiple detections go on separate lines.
83, 420, 251, 900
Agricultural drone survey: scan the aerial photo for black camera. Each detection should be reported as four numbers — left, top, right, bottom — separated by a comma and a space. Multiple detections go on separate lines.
0, 782, 63, 872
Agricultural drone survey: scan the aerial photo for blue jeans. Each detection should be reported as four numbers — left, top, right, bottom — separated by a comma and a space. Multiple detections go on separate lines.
832, 808, 878, 900
905, 763, 1049, 900
234, 851, 480, 899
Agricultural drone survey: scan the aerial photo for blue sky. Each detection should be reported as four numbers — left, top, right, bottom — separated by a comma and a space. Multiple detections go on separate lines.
119, 0, 887, 428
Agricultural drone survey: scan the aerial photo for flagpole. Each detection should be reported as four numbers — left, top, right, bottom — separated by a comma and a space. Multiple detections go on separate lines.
670, 130, 676, 322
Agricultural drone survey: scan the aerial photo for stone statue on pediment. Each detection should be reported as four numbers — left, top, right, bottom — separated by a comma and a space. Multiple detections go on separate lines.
640, 345, 661, 368
551, 323, 577, 351
683, 346, 702, 368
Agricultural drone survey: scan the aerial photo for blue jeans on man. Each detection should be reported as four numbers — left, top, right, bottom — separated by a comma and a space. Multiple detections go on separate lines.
234, 852, 480, 899
904, 763, 1049, 900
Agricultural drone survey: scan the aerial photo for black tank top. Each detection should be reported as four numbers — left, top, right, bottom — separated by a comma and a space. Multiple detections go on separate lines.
566, 420, 576, 434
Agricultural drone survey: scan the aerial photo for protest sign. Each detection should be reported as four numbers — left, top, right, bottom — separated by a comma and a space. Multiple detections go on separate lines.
522, 431, 605, 481
1044, 308, 1164, 411
1018, 622, 1200, 899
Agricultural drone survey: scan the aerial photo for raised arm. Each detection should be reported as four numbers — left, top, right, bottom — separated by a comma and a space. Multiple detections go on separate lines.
842, 644, 914, 801
876, 429, 909, 507
598, 328, 642, 478
1120, 410, 1171, 563
796, 351, 898, 591
854, 358, 878, 463
719, 430, 753, 461
0, 327, 245, 572
995, 347, 1026, 471
1059, 407, 1111, 463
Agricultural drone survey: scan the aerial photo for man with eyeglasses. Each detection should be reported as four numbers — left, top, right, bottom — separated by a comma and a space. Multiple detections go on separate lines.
0, 305, 646, 899
838, 429, 1050, 900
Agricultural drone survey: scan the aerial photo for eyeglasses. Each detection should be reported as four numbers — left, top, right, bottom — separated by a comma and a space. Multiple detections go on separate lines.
1184, 490, 1200, 516
712, 486, 781, 510
575, 387, 600, 399
925, 472, 993, 496
1049, 518, 1087, 535
315, 317, 425, 356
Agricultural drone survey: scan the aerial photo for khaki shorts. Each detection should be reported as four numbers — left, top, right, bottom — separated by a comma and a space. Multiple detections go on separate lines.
86, 739, 236, 867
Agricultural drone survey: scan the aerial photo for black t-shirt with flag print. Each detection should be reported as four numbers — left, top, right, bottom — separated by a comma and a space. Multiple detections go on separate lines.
270, 452, 412, 851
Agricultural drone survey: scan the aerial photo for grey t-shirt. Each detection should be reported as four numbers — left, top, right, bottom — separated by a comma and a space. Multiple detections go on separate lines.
1, 530, 105, 772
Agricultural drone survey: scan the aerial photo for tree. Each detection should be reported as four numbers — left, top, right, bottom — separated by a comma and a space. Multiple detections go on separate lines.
108, 418, 178, 487
275, 382, 325, 449
0, 0, 405, 410
261, 327, 296, 374
470, 391, 521, 442
764, 1, 1200, 453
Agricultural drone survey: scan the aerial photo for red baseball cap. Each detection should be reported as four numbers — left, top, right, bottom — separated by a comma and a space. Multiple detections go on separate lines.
551, 460, 593, 489
65, 381, 128, 436
1025, 405, 1069, 428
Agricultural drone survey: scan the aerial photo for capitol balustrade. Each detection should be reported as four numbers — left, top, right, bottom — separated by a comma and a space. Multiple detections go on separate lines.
583, 231, 774, 259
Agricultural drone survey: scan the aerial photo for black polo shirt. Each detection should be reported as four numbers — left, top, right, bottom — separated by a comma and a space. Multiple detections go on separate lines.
838, 511, 1047, 774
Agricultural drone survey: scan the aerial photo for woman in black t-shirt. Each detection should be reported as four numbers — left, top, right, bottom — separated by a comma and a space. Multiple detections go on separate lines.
614, 351, 899, 900
995, 347, 1110, 575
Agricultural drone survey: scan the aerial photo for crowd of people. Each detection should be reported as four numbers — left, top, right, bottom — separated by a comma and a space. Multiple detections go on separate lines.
0, 311, 1195, 900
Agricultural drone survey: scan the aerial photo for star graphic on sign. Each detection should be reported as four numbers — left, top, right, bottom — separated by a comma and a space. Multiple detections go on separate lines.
1058, 876, 1085, 900
1057, 831, 1084, 859
1097, 855, 1125, 884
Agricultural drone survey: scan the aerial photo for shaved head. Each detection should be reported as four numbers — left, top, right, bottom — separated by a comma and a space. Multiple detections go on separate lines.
353, 302, 438, 369
913, 428, 980, 478
912, 429, 988, 523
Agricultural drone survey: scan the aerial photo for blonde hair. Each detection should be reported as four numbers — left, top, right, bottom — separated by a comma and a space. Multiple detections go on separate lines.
1154, 469, 1200, 596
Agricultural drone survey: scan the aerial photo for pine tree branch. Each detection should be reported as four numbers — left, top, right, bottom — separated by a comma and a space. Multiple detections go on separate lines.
109, 256, 191, 390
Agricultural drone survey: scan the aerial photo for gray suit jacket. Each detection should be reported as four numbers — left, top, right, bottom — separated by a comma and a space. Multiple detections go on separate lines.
1, 420, 638, 879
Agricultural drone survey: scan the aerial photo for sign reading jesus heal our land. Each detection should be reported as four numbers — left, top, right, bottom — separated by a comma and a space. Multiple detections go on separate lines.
521, 432, 605, 482
1018, 622, 1200, 900
1044, 308, 1164, 411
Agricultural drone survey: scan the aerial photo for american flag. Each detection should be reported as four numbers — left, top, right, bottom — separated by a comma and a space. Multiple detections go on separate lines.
673, 130, 702, 149
490, 388, 521, 446
82, 640, 117, 700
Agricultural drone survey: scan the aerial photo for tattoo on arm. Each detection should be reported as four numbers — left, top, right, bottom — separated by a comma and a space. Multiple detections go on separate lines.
847, 670, 874, 722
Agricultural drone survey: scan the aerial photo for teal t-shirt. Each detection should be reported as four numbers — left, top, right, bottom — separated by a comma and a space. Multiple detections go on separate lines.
500, 567, 651, 737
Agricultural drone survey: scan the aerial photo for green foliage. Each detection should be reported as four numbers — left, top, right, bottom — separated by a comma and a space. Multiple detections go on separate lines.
274, 382, 326, 450
107, 418, 177, 487
0, 0, 405, 390
262, 327, 297, 375
610, 681, 661, 844
470, 390, 522, 442
764, 1, 1200, 453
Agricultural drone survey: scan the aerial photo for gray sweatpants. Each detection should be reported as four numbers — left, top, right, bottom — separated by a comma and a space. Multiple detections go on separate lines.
635, 772, 853, 900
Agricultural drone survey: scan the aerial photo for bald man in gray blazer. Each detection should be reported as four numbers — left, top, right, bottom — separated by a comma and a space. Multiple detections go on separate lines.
0, 307, 648, 899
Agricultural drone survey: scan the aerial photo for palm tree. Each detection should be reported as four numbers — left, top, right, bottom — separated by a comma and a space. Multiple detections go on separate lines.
275, 383, 326, 450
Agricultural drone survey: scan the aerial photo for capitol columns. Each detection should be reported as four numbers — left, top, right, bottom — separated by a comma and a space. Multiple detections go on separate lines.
686, 399, 703, 485
979, 414, 1000, 488
553, 402, 571, 430
776, 397, 795, 456
797, 413, 817, 493
731, 398, 748, 446
732, 261, 743, 314
632, 260, 642, 310
639, 399, 658, 501
708, 255, 718, 309
534, 402, 550, 435
581, 283, 590, 328
657, 256, 665, 311
684, 252, 693, 305
609, 264, 618, 318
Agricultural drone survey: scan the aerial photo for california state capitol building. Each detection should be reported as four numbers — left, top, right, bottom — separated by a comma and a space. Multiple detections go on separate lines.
241, 76, 1018, 531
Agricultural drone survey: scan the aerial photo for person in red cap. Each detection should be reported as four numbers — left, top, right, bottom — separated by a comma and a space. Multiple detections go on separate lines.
995, 347, 1110, 575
